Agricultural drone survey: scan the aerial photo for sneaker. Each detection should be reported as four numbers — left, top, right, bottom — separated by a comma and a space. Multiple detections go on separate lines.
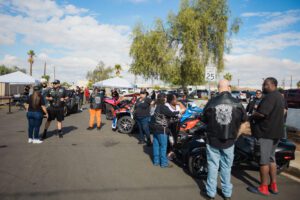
87, 127, 94, 130
269, 182, 279, 194
97, 127, 101, 130
32, 139, 43, 144
59, 134, 63, 138
161, 164, 173, 168
28, 138, 33, 143
247, 185, 270, 196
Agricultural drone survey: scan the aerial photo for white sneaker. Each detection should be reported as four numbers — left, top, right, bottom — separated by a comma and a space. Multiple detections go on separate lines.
32, 139, 43, 144
28, 138, 33, 143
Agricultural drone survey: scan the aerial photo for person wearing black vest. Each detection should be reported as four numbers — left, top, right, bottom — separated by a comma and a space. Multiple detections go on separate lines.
203, 80, 247, 200
248, 77, 285, 196
87, 87, 103, 130
42, 80, 68, 139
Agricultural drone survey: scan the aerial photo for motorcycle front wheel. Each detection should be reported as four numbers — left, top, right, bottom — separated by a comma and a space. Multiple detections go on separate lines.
117, 116, 135, 134
188, 147, 207, 179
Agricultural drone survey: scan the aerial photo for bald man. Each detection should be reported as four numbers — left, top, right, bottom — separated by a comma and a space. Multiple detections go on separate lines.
203, 79, 247, 200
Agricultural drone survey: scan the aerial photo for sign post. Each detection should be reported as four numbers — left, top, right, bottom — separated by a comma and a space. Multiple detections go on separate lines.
205, 67, 216, 99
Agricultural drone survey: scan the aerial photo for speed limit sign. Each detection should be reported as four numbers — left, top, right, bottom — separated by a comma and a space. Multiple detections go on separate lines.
205, 67, 216, 82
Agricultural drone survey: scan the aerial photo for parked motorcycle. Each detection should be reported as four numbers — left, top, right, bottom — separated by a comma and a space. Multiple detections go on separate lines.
170, 120, 296, 179
110, 94, 139, 134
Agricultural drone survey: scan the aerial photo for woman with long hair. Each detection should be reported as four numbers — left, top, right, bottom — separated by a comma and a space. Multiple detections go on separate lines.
25, 85, 48, 144
150, 93, 179, 168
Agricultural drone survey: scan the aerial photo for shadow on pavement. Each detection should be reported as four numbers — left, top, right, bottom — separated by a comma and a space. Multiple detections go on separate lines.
43, 125, 78, 140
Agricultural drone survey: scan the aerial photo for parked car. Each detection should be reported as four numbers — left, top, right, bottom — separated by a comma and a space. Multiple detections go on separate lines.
64, 90, 81, 116
285, 89, 300, 108
189, 90, 208, 99
231, 90, 247, 101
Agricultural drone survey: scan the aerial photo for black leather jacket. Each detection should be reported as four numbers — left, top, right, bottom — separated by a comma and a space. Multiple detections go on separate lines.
203, 92, 247, 140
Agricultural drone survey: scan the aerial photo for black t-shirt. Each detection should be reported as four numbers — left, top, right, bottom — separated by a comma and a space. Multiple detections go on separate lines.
134, 97, 152, 117
27, 95, 45, 112
253, 90, 284, 139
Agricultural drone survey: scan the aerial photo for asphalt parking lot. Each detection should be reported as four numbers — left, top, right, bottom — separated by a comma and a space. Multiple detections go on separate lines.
0, 106, 299, 200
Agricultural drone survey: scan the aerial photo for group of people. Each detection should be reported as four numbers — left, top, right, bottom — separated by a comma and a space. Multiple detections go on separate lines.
24, 77, 287, 200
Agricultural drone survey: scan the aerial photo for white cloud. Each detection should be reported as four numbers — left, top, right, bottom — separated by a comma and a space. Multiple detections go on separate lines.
0, 0, 131, 83
241, 9, 300, 34
225, 54, 300, 88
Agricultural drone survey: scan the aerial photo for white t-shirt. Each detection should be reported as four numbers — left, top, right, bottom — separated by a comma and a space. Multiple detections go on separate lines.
165, 103, 181, 113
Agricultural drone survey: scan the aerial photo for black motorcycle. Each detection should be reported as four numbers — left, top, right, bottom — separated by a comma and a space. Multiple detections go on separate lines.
171, 121, 296, 179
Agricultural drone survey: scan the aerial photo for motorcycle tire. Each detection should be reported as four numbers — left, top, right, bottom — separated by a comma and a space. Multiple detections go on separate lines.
188, 147, 208, 179
117, 116, 135, 134
63, 106, 68, 117
277, 161, 290, 175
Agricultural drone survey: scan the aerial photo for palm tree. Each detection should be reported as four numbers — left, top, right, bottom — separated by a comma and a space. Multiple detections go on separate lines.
223, 72, 232, 81
114, 64, 122, 77
297, 80, 300, 88
27, 50, 35, 76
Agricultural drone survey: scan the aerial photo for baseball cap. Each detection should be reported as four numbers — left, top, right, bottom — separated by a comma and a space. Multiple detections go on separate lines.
52, 80, 60, 84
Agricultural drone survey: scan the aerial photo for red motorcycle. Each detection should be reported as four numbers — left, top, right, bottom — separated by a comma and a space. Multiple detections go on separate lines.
104, 94, 139, 134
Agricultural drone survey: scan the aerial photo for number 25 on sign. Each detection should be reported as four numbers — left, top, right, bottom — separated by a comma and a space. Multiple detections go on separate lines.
205, 67, 216, 82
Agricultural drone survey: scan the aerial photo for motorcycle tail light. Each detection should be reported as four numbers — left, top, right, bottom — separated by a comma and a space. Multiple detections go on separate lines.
284, 156, 293, 160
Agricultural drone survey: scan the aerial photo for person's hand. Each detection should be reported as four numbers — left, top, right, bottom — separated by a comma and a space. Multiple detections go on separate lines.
48, 97, 53, 101
44, 113, 49, 119
60, 98, 65, 102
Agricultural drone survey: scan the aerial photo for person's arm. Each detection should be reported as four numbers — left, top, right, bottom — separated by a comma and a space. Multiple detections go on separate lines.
161, 105, 179, 117
178, 101, 186, 114
252, 95, 273, 119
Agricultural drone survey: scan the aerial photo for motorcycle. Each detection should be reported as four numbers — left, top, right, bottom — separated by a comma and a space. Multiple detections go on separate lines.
170, 120, 296, 179
110, 94, 139, 134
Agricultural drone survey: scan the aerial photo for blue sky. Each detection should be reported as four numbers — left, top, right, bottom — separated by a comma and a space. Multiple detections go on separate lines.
0, 0, 299, 88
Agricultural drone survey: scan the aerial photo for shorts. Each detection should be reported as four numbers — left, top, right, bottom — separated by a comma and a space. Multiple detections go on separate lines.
258, 138, 279, 165
47, 107, 64, 122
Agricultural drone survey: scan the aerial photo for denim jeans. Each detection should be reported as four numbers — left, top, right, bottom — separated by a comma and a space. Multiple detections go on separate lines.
206, 144, 234, 198
153, 132, 168, 167
136, 116, 151, 142
27, 111, 43, 139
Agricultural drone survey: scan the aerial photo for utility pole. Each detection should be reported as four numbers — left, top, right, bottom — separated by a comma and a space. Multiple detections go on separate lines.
43, 62, 46, 76
237, 79, 240, 88
290, 75, 293, 89
53, 66, 56, 80
282, 79, 285, 89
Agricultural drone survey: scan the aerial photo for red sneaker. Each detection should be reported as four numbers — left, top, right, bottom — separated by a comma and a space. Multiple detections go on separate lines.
269, 182, 279, 194
247, 185, 270, 196
258, 185, 270, 196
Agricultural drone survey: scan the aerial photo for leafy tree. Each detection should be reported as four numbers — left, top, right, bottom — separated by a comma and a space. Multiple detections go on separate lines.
86, 61, 113, 83
61, 82, 71, 88
297, 80, 300, 88
223, 72, 232, 81
114, 64, 122, 77
129, 0, 240, 88
0, 65, 26, 75
27, 50, 35, 76
41, 75, 50, 82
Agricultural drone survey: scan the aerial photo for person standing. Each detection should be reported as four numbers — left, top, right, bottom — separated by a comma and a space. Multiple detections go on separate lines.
165, 94, 186, 159
134, 89, 153, 145
151, 93, 179, 168
248, 77, 285, 196
25, 85, 48, 144
203, 80, 247, 200
246, 90, 263, 115
87, 88, 103, 130
84, 87, 90, 104
42, 80, 67, 139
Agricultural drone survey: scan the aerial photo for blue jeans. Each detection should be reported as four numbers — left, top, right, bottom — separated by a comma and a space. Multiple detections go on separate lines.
206, 144, 234, 198
136, 116, 150, 142
27, 111, 43, 139
153, 133, 168, 167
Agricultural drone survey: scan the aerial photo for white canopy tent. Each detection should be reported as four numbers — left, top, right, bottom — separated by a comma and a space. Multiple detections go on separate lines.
0, 71, 39, 96
93, 77, 134, 88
